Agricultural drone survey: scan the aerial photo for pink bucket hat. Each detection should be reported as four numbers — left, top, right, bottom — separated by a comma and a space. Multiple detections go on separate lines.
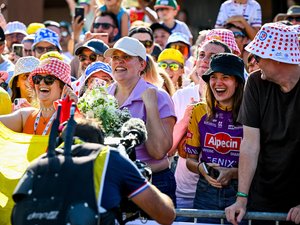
245, 22, 300, 64
28, 58, 71, 87
202, 29, 241, 56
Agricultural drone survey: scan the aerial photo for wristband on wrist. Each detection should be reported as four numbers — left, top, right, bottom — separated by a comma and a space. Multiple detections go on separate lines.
236, 191, 248, 198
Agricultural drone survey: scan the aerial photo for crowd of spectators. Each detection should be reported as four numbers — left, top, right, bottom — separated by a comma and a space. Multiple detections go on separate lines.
0, 0, 300, 224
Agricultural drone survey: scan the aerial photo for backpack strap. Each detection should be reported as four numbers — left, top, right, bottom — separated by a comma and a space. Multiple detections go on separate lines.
93, 145, 110, 213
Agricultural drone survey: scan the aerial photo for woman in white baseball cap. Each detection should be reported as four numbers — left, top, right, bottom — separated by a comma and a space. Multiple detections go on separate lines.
104, 36, 177, 206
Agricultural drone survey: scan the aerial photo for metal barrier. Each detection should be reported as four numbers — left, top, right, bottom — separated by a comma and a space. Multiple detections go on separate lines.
175, 209, 288, 225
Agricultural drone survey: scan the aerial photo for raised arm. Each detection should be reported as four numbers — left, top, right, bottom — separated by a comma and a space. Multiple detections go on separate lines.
142, 88, 175, 160
225, 125, 260, 225
168, 104, 193, 156
120, 12, 129, 37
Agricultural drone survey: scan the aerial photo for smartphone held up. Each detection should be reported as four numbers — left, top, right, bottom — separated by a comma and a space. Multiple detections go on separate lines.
12, 44, 24, 57
13, 98, 26, 111
74, 6, 85, 23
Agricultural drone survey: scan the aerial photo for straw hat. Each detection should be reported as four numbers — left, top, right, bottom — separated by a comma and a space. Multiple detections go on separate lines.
9, 57, 40, 88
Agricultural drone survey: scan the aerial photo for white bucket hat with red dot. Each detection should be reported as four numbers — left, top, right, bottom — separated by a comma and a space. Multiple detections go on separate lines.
245, 22, 300, 64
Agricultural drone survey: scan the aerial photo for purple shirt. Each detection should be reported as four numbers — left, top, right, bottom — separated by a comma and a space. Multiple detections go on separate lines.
185, 104, 243, 168
108, 78, 176, 164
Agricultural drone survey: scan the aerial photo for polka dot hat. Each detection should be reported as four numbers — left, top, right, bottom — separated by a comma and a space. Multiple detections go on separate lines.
245, 22, 300, 64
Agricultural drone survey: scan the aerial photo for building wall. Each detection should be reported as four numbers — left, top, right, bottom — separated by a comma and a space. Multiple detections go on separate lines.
4, 0, 43, 26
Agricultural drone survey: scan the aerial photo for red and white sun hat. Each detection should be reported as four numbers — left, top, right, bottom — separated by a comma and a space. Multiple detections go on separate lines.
28, 58, 71, 87
202, 29, 241, 56
245, 22, 300, 64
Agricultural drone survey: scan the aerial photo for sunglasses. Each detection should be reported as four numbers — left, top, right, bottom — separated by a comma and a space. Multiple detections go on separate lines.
19, 74, 29, 80
233, 31, 246, 38
93, 22, 115, 29
139, 40, 153, 48
24, 49, 32, 54
287, 16, 300, 22
32, 75, 57, 85
158, 62, 181, 71
253, 55, 261, 63
34, 46, 58, 54
6, 33, 25, 41
78, 53, 98, 62
170, 43, 189, 58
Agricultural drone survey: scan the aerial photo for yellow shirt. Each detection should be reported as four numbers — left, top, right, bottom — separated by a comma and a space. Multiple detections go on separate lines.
0, 87, 11, 115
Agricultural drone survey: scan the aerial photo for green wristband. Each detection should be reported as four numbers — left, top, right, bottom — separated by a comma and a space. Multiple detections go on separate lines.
236, 192, 248, 198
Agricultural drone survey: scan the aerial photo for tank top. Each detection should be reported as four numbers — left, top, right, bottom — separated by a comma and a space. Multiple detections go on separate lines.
23, 110, 54, 135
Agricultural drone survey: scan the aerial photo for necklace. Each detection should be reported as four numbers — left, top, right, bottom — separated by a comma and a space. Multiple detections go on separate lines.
34, 110, 57, 135
40, 106, 55, 112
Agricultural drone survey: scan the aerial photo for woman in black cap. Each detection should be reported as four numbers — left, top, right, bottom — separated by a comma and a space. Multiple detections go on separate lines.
185, 53, 245, 224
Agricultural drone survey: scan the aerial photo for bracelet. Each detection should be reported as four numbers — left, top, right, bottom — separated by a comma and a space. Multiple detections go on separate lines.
236, 191, 248, 198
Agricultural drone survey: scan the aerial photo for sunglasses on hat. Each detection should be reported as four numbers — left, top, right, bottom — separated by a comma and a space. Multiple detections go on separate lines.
78, 53, 98, 62
158, 62, 181, 71
287, 16, 300, 22
93, 22, 115, 30
170, 43, 189, 58
233, 31, 246, 38
139, 40, 153, 48
32, 75, 57, 85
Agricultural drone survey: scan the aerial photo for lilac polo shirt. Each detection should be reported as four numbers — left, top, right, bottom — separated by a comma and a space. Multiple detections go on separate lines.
107, 78, 176, 164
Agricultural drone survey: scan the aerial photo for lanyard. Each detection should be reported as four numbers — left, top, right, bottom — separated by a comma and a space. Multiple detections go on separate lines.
34, 110, 57, 135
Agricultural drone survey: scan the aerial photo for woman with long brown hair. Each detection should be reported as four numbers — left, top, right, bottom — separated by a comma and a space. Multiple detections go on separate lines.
186, 53, 245, 224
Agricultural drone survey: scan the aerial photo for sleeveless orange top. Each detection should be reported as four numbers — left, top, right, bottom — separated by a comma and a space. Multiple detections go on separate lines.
23, 110, 53, 135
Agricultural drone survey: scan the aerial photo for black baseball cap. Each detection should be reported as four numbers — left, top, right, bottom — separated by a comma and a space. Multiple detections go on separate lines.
150, 23, 171, 34
75, 39, 109, 55
202, 53, 245, 83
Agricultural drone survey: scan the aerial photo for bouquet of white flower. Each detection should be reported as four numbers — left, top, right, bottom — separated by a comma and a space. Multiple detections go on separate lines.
77, 86, 131, 137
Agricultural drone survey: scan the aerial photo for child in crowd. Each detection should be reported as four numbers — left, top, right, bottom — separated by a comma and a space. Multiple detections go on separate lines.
127, 0, 158, 24
157, 48, 184, 90
154, 0, 193, 45
215, 0, 262, 40
99, 0, 130, 40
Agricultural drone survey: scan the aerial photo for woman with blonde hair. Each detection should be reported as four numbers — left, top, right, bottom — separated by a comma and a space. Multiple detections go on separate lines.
142, 54, 164, 88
